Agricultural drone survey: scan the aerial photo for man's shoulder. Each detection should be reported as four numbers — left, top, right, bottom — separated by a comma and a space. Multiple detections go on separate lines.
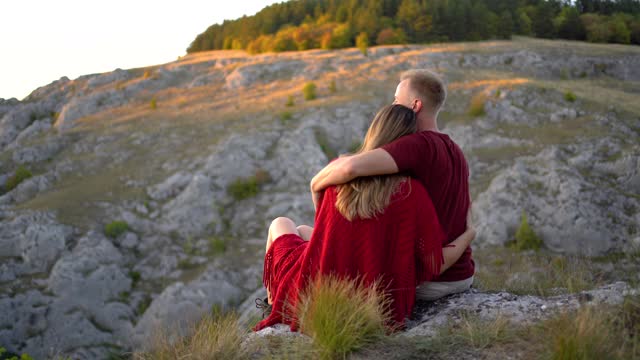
418, 131, 463, 150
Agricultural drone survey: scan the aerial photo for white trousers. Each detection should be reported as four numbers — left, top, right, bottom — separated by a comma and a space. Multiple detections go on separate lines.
416, 276, 474, 301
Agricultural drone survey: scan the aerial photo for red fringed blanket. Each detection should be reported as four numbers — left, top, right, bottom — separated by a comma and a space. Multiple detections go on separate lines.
254, 179, 445, 331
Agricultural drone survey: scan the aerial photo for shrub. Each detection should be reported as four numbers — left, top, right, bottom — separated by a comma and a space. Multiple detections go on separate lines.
513, 211, 543, 251
143, 70, 152, 79
5, 166, 33, 192
133, 312, 250, 360
227, 169, 271, 200
104, 220, 130, 239
328, 79, 337, 94
279, 111, 293, 124
285, 95, 294, 107
129, 271, 141, 286
297, 275, 390, 360
0, 347, 34, 360
356, 32, 369, 56
564, 91, 577, 102
208, 237, 226, 255
136, 295, 152, 316
468, 92, 487, 117
150, 97, 157, 110
303, 82, 317, 101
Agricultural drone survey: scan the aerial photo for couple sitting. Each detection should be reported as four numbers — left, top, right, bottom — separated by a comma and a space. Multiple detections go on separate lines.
254, 69, 475, 331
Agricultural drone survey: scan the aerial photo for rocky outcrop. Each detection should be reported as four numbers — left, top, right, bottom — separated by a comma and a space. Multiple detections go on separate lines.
132, 266, 245, 348
405, 281, 636, 336
241, 282, 637, 341
473, 141, 638, 255
0, 211, 74, 278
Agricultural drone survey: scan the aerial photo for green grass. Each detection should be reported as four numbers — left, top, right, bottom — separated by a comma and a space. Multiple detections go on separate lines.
297, 276, 391, 360
227, 169, 271, 201
512, 211, 544, 251
150, 97, 157, 110
104, 220, 130, 239
303, 82, 317, 101
0, 347, 34, 360
208, 237, 226, 255
4, 165, 33, 192
129, 271, 141, 287
136, 295, 152, 316
279, 111, 293, 125
564, 90, 577, 102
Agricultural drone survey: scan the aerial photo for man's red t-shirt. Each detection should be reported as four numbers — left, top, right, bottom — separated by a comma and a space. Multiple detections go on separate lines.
382, 130, 474, 282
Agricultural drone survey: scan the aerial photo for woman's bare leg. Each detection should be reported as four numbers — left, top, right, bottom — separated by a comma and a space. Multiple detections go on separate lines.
296, 225, 314, 241
265, 217, 299, 303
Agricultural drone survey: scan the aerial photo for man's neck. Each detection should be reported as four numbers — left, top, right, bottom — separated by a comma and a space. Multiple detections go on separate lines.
417, 115, 439, 132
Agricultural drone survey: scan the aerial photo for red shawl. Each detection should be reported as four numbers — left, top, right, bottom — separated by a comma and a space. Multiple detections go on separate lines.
254, 178, 445, 331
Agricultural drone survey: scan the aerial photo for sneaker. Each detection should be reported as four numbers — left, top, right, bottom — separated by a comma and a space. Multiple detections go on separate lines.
255, 297, 272, 319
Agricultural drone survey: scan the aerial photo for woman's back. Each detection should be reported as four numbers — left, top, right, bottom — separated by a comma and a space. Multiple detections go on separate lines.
295, 178, 444, 326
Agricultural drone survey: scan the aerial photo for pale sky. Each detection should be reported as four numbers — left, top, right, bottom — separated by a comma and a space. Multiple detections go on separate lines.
0, 0, 283, 100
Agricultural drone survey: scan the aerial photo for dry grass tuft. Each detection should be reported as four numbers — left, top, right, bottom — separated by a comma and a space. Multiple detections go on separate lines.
297, 275, 391, 360
541, 304, 637, 360
468, 92, 488, 117
133, 312, 251, 360
474, 246, 599, 296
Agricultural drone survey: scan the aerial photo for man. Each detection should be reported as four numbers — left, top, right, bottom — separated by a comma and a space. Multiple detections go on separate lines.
310, 69, 474, 300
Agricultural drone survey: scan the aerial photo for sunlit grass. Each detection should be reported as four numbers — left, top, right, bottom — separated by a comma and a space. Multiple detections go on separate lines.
473, 246, 601, 296
133, 312, 251, 360
297, 275, 391, 360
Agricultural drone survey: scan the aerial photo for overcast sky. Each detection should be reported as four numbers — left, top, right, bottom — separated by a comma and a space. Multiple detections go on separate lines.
0, 0, 282, 100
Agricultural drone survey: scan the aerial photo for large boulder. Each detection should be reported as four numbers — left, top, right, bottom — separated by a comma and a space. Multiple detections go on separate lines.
474, 143, 638, 255
132, 266, 244, 349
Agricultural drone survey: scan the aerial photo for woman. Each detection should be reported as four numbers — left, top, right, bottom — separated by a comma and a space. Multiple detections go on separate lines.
255, 104, 475, 331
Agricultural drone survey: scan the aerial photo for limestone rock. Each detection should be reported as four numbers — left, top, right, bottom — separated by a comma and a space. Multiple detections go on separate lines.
404, 282, 635, 337
132, 266, 243, 348
147, 171, 192, 201
0, 211, 73, 275
160, 173, 217, 237
54, 89, 127, 131
474, 144, 637, 255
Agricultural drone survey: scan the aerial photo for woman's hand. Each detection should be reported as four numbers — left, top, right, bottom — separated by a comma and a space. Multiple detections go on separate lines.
312, 190, 321, 211
466, 205, 475, 232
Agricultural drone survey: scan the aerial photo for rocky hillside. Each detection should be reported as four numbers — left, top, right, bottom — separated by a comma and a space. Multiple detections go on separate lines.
0, 37, 639, 359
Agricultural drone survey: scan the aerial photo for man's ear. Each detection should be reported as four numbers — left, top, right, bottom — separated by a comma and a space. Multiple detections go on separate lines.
413, 99, 423, 114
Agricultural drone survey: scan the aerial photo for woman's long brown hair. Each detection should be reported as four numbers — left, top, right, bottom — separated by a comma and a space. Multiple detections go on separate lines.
335, 104, 417, 221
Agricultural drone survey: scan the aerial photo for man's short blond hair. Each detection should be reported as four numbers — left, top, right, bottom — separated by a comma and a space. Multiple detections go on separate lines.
401, 69, 447, 115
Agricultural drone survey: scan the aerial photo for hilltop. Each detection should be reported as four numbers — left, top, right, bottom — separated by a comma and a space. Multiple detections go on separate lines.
0, 37, 639, 359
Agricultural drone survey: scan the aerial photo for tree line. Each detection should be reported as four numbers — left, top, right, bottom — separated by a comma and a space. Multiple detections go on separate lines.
186, 0, 640, 54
